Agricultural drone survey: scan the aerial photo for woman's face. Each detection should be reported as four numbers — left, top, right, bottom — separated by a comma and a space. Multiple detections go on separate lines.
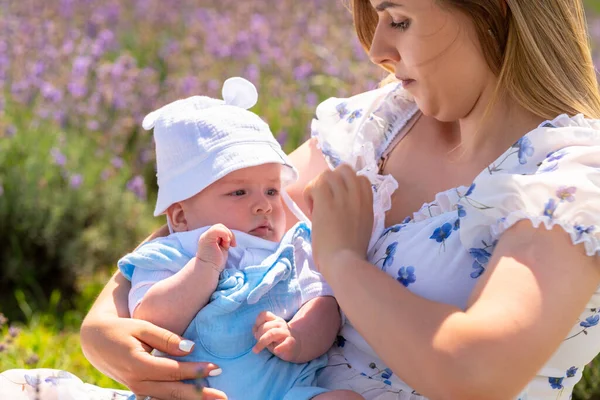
369, 0, 497, 122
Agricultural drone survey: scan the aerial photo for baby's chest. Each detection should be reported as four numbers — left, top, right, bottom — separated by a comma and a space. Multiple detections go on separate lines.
370, 212, 486, 310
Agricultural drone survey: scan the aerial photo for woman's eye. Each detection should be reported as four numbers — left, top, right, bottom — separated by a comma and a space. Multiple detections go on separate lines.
230, 190, 246, 196
390, 19, 410, 31
266, 189, 279, 196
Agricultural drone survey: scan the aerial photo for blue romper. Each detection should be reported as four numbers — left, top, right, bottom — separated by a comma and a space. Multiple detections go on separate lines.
118, 222, 331, 400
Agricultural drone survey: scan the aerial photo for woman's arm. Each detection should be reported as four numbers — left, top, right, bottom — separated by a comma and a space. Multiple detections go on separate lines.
306, 165, 600, 400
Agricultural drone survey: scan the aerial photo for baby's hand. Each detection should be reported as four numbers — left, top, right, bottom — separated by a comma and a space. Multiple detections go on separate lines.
196, 224, 236, 273
252, 311, 301, 362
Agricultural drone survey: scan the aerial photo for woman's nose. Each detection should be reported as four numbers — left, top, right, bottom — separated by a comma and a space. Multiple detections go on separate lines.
369, 23, 401, 69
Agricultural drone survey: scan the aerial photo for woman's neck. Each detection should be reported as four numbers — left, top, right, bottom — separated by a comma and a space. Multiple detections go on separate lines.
454, 86, 546, 164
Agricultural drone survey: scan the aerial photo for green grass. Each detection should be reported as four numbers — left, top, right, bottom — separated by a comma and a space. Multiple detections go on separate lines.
0, 318, 126, 390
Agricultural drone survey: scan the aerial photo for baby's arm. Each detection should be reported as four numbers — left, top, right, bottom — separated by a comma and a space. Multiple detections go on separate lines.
133, 224, 235, 336
253, 296, 340, 363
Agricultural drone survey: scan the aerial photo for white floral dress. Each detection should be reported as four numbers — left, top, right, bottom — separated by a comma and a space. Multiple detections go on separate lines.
1, 84, 600, 400
312, 83, 600, 400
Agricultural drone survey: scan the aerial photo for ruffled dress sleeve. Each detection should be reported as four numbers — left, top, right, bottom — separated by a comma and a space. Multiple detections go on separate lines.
310, 82, 419, 249
459, 114, 600, 258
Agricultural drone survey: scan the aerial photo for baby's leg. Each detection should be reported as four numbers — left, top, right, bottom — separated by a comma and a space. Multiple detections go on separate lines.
313, 389, 365, 400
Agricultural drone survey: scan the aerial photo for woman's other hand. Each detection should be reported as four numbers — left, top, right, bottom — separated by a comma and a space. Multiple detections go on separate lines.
80, 271, 227, 400
303, 164, 374, 276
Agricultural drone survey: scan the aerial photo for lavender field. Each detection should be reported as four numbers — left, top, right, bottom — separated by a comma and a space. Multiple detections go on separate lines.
0, 0, 600, 397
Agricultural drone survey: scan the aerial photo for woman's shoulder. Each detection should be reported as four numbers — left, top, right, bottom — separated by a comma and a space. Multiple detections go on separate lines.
311, 82, 419, 169
459, 113, 600, 257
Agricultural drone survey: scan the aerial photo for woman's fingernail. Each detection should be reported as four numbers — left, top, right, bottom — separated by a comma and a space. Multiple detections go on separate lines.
179, 340, 195, 352
208, 368, 223, 377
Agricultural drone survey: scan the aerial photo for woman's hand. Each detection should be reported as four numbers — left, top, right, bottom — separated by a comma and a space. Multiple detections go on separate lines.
80, 271, 227, 400
303, 164, 374, 276
81, 315, 227, 400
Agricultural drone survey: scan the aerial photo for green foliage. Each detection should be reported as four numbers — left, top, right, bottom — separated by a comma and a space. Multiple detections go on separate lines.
0, 311, 126, 390
0, 115, 156, 322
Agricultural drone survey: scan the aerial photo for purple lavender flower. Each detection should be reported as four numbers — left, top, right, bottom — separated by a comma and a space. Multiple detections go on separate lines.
5, 125, 16, 137
25, 354, 39, 366
50, 148, 66, 166
69, 174, 83, 188
111, 157, 124, 169
8, 326, 21, 338
276, 130, 288, 147
127, 175, 147, 200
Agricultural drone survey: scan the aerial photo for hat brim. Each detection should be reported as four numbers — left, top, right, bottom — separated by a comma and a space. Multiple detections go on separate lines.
154, 141, 298, 216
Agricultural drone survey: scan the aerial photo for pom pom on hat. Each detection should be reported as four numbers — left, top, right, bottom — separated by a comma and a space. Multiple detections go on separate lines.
141, 77, 258, 130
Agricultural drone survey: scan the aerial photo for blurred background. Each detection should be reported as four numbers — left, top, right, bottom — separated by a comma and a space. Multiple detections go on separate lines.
0, 0, 599, 397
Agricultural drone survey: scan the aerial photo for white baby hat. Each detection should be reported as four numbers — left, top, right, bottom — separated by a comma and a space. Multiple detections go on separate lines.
142, 77, 299, 217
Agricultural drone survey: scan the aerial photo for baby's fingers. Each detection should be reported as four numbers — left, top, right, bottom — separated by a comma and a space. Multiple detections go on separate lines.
254, 311, 278, 331
273, 336, 297, 357
252, 328, 286, 354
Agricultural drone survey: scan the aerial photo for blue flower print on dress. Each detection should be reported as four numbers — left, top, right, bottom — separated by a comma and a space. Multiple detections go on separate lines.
347, 109, 363, 123
537, 162, 559, 174
382, 225, 403, 236
549, 377, 564, 390
546, 149, 568, 162
515, 136, 535, 165
465, 183, 476, 197
469, 247, 492, 279
581, 314, 599, 328
430, 223, 453, 246
567, 313, 600, 340
566, 367, 578, 378
397, 266, 416, 287
375, 242, 399, 272
381, 368, 393, 380
575, 225, 595, 241
543, 198, 557, 219
457, 184, 493, 211
453, 219, 461, 231
320, 140, 342, 168
25, 374, 41, 387
372, 226, 403, 255
336, 102, 349, 119
335, 335, 346, 348
536, 149, 568, 174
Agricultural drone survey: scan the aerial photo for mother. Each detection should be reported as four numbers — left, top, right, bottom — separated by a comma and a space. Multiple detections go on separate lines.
81, 0, 600, 399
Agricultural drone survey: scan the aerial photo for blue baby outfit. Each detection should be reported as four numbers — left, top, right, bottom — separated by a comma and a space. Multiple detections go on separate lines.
118, 222, 330, 400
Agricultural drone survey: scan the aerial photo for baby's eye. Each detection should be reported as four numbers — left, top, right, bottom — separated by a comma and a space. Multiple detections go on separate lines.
230, 189, 246, 196
266, 188, 279, 196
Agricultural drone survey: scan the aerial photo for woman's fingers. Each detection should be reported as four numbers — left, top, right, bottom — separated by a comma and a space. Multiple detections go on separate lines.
139, 354, 221, 382
131, 380, 227, 400
134, 320, 196, 357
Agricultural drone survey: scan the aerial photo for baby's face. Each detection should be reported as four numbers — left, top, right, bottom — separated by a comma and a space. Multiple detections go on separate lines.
180, 163, 286, 241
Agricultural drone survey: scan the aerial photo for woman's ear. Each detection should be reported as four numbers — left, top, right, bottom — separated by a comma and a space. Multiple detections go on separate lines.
166, 203, 187, 232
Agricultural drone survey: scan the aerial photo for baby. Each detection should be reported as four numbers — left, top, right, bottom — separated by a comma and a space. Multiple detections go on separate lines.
117, 78, 362, 400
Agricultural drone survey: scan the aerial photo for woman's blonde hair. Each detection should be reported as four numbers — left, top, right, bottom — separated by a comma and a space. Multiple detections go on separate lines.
350, 0, 600, 119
